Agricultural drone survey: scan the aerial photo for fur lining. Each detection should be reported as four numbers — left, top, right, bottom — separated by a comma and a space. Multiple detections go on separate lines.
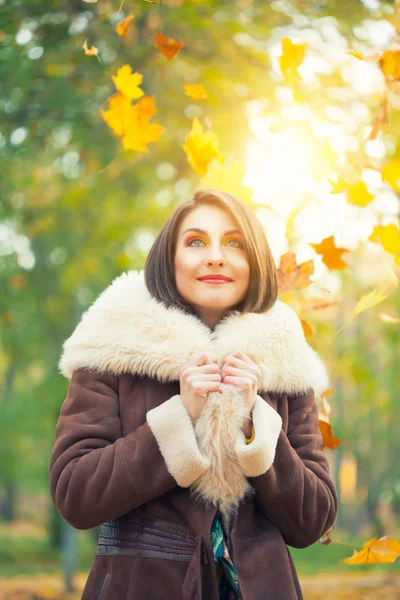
58, 269, 330, 520
146, 395, 211, 487
235, 395, 283, 477
59, 270, 329, 396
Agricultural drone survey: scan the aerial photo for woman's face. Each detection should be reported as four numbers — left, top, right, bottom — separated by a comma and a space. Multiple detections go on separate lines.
174, 204, 250, 328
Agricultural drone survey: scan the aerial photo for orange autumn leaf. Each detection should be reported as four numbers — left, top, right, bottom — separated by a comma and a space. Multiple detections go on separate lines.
279, 37, 306, 84
82, 39, 101, 61
379, 47, 400, 80
300, 319, 313, 339
112, 65, 144, 101
181, 117, 224, 176
184, 84, 208, 99
153, 32, 184, 60
343, 536, 400, 564
321, 387, 336, 397
309, 236, 350, 270
101, 92, 164, 153
318, 420, 341, 450
277, 251, 314, 293
115, 14, 135, 38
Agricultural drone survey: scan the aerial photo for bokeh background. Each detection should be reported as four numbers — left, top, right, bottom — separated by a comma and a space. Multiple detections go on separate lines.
1, 0, 400, 598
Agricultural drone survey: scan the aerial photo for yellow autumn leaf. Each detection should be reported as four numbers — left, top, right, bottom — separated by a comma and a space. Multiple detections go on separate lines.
115, 14, 135, 38
112, 65, 144, 101
279, 37, 306, 84
184, 84, 208, 99
347, 181, 374, 206
82, 39, 101, 61
381, 159, 400, 190
368, 223, 400, 261
181, 117, 225, 177
353, 289, 388, 316
200, 157, 253, 204
101, 93, 164, 153
343, 536, 400, 564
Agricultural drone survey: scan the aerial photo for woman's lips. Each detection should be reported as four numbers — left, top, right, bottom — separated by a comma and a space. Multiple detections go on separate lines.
198, 279, 232, 284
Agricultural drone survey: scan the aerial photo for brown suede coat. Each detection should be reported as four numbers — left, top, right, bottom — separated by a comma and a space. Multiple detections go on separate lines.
49, 270, 338, 600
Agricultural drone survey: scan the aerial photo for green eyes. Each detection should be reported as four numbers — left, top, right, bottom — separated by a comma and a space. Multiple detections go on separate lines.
188, 237, 243, 249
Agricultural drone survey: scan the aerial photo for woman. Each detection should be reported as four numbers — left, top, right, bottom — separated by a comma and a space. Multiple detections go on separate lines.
49, 188, 338, 600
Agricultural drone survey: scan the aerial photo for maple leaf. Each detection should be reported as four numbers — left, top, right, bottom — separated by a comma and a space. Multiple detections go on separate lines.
82, 39, 101, 62
115, 14, 135, 38
200, 157, 253, 204
279, 37, 306, 84
184, 84, 208, 99
181, 117, 224, 176
343, 536, 400, 564
318, 420, 341, 450
381, 159, 400, 190
112, 65, 144, 101
368, 223, 400, 265
309, 236, 350, 270
379, 47, 400, 80
354, 289, 388, 316
154, 32, 184, 61
347, 181, 374, 206
277, 251, 314, 293
101, 93, 164, 153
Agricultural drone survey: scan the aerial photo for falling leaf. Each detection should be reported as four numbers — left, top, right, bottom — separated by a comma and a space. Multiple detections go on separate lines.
200, 157, 253, 204
279, 37, 306, 84
379, 48, 400, 80
184, 84, 208, 99
321, 387, 336, 397
112, 65, 144, 100
82, 39, 101, 61
343, 536, 400, 564
101, 92, 164, 153
369, 223, 400, 264
309, 236, 350, 270
181, 117, 224, 176
347, 181, 374, 206
115, 14, 135, 38
381, 159, 400, 190
329, 176, 350, 194
300, 319, 313, 339
354, 289, 388, 316
380, 312, 400, 323
318, 420, 341, 450
154, 32, 184, 60
277, 251, 314, 293
368, 94, 390, 140
346, 50, 381, 63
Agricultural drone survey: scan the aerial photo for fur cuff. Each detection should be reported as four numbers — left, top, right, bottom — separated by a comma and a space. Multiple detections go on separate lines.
234, 395, 282, 477
146, 395, 211, 487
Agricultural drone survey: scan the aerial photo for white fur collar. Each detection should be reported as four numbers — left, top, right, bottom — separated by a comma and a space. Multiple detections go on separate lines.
59, 270, 329, 397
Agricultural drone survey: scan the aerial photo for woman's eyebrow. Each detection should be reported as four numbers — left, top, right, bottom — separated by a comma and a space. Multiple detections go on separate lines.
181, 227, 242, 237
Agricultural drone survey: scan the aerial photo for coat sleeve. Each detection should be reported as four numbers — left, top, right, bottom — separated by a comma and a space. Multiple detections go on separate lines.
234, 389, 338, 548
49, 368, 210, 530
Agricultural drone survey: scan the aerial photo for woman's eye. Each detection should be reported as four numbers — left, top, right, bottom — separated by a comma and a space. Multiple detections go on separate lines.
187, 238, 242, 248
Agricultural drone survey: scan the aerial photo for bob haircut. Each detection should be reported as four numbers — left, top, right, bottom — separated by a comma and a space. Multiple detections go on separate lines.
144, 188, 278, 319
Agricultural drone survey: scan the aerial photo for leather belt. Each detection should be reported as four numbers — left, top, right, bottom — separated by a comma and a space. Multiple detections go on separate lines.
96, 514, 214, 600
